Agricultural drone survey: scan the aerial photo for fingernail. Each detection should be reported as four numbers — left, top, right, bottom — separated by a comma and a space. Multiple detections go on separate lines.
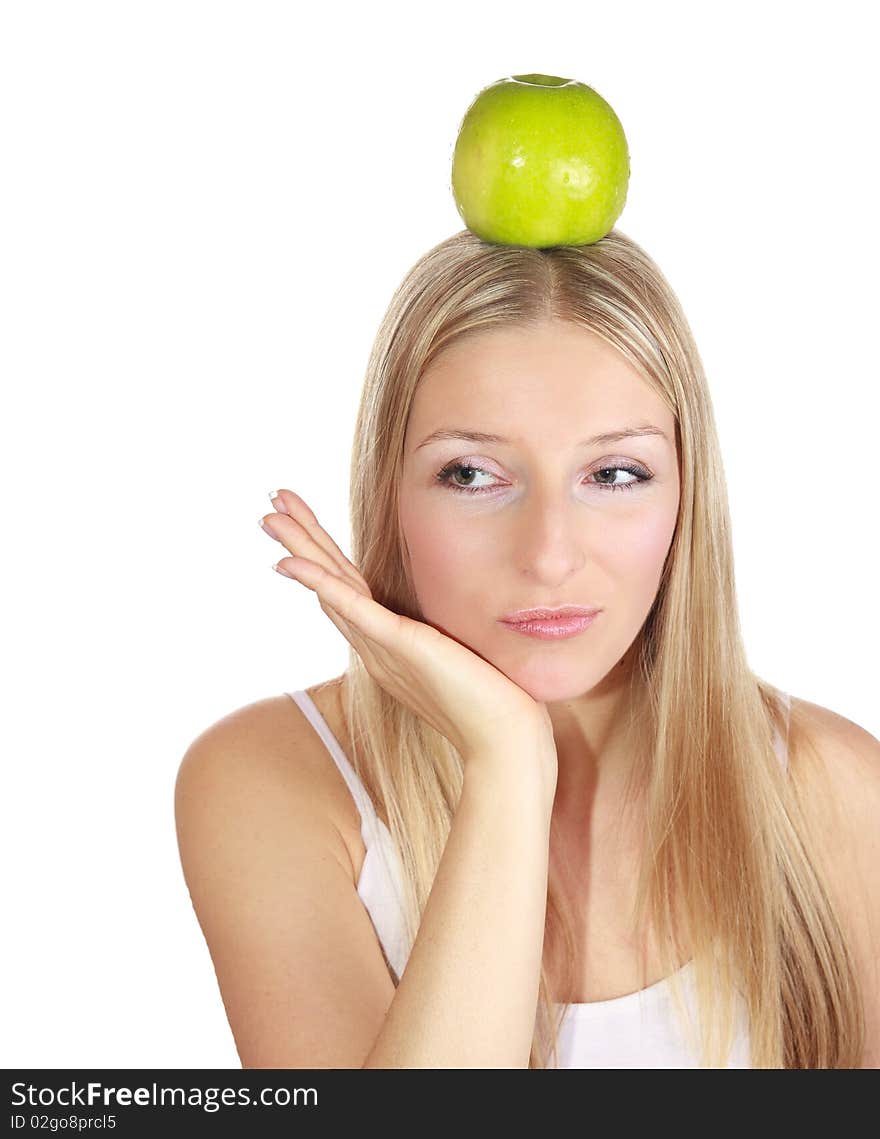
272, 562, 296, 578
269, 490, 289, 514
259, 518, 275, 537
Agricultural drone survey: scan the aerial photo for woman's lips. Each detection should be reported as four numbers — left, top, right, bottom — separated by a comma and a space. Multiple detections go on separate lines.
499, 612, 600, 640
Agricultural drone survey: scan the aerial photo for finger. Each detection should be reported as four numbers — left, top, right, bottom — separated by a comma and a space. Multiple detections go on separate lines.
278, 557, 392, 675
264, 491, 369, 594
262, 508, 367, 596
275, 555, 401, 646
271, 490, 363, 579
279, 557, 441, 714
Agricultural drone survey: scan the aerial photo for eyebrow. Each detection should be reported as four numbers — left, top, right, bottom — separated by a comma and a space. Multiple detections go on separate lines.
414, 424, 670, 451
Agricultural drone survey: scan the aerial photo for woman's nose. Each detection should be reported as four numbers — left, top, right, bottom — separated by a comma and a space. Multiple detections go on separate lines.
513, 499, 588, 572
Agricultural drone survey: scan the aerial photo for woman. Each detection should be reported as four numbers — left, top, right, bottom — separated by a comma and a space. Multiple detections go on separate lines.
175, 228, 878, 1068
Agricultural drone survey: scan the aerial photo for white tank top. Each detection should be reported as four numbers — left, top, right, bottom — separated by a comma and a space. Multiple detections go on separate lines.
286, 688, 792, 1069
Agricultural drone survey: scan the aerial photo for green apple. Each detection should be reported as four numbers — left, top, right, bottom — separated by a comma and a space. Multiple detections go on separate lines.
451, 73, 630, 248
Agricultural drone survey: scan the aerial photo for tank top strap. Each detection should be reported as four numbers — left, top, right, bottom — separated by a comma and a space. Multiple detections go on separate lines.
286, 689, 380, 848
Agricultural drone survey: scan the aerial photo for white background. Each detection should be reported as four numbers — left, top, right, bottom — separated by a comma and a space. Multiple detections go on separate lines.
2, 1, 877, 1068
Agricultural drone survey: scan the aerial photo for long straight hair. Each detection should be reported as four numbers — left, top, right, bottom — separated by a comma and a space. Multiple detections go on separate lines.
338, 228, 864, 1067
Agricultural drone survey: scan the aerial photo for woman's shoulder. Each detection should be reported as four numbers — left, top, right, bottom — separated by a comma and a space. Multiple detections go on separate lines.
786, 693, 880, 826
786, 693, 880, 1067
175, 674, 361, 877
182, 672, 349, 762
787, 694, 879, 778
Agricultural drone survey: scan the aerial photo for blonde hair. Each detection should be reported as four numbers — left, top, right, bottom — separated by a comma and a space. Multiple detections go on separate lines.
339, 227, 864, 1067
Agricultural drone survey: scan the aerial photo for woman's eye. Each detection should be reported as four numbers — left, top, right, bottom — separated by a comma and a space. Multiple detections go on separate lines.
434, 462, 498, 493
434, 461, 653, 496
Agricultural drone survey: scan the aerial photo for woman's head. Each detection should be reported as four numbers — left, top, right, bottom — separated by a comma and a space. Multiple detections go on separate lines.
350, 227, 704, 703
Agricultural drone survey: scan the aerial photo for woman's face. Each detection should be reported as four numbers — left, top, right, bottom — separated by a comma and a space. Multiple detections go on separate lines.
397, 318, 681, 704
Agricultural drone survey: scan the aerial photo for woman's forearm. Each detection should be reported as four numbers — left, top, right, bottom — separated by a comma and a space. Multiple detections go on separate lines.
361, 748, 555, 1068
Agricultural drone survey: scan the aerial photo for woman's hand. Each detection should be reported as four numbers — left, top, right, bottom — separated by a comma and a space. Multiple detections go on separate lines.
259, 490, 557, 778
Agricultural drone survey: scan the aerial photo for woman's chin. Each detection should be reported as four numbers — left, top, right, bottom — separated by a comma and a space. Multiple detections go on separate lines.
502, 659, 605, 704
